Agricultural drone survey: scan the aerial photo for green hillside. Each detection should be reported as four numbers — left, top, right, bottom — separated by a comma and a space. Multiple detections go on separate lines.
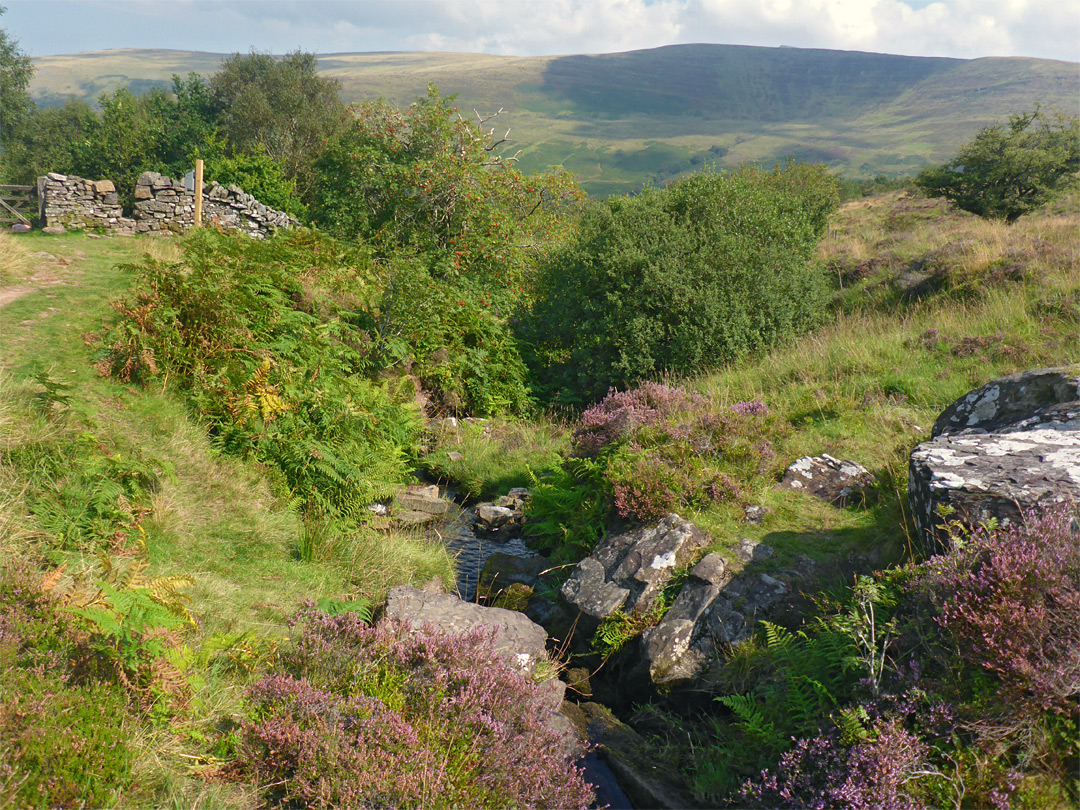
29, 44, 1080, 195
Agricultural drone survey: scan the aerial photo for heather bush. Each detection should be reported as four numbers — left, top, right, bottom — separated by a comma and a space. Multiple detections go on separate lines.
241, 604, 594, 809
563, 383, 779, 525
906, 509, 1080, 717
0, 558, 137, 807
739, 718, 930, 809
572, 382, 704, 457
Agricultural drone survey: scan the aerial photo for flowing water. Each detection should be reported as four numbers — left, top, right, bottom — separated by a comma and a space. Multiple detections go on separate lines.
437, 500, 538, 602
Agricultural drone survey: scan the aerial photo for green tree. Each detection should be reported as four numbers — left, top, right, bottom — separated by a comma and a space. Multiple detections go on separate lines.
0, 5, 35, 179
210, 50, 343, 200
526, 164, 839, 403
915, 107, 1080, 223
3, 99, 99, 184
313, 84, 582, 308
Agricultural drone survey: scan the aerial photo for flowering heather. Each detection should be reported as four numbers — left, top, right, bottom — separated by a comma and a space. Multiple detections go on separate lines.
740, 718, 929, 810
572, 382, 703, 457
731, 399, 769, 417
907, 507, 1080, 715
242, 605, 594, 809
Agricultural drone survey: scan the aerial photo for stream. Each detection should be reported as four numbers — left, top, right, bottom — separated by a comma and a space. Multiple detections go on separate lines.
423, 488, 634, 810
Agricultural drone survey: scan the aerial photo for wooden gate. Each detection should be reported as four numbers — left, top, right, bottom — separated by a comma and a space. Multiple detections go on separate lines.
0, 185, 35, 226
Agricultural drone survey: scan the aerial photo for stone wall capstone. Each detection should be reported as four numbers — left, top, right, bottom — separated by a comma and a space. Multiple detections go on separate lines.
38, 172, 297, 239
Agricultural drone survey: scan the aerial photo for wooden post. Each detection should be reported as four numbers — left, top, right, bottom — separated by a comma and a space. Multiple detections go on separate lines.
193, 159, 204, 228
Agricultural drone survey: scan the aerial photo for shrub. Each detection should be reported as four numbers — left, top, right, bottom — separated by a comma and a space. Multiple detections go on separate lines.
526, 164, 838, 402
0, 558, 137, 807
906, 508, 1080, 717
241, 604, 594, 809
313, 85, 581, 312
572, 382, 703, 458
99, 228, 423, 517
564, 383, 778, 526
739, 718, 930, 810
915, 107, 1080, 223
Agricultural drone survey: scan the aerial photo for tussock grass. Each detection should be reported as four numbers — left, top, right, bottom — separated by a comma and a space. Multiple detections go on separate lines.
0, 231, 38, 285
423, 415, 569, 500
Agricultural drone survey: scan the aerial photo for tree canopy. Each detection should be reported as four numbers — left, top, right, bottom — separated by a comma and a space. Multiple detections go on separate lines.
915, 107, 1080, 223
525, 164, 839, 403
0, 5, 34, 178
209, 50, 343, 200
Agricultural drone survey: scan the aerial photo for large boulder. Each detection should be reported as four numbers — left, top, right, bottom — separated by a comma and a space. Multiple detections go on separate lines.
910, 366, 1080, 555
778, 454, 876, 506
384, 584, 550, 677
559, 513, 710, 639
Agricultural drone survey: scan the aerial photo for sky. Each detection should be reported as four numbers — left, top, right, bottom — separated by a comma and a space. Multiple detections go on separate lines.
5, 0, 1079, 63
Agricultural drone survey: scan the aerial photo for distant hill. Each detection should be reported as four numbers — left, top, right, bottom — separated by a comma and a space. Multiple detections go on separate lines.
29, 44, 1080, 196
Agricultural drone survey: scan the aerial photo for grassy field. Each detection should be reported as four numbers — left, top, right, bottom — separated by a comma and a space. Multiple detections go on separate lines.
29, 44, 1080, 195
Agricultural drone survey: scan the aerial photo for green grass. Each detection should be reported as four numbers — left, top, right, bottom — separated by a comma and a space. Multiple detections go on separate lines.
422, 415, 569, 500
0, 184, 1076, 806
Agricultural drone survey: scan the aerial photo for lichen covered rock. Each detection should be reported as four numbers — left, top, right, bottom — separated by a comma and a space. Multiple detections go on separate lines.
910, 366, 1080, 555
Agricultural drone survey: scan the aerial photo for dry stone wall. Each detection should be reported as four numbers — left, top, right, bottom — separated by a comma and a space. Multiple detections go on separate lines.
38, 172, 297, 238
37, 173, 127, 231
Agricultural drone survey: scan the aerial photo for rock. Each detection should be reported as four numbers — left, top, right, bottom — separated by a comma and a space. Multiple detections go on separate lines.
133, 185, 153, 200
479, 551, 548, 593
932, 365, 1080, 437
41, 225, 66, 235
779, 453, 876, 506
394, 490, 449, 516
564, 666, 593, 698
744, 504, 770, 524
475, 503, 517, 531
405, 483, 441, 499
92, 179, 115, 194
735, 537, 774, 564
447, 451, 465, 462
384, 585, 550, 677
641, 553, 732, 685
559, 513, 709, 639
571, 702, 694, 810
497, 487, 531, 510
910, 367, 1080, 555
394, 510, 442, 528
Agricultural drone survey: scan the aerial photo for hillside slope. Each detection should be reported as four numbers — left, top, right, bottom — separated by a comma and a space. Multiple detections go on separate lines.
29, 44, 1080, 194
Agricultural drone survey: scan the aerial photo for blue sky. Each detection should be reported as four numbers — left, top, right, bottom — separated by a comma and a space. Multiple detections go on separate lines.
5, 0, 1079, 62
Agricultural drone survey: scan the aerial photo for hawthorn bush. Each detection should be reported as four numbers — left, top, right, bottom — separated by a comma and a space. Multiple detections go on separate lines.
525, 163, 839, 403
241, 603, 594, 809
915, 107, 1080, 223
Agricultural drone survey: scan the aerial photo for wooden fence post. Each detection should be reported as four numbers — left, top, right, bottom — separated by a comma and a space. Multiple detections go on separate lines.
193, 159, 204, 228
